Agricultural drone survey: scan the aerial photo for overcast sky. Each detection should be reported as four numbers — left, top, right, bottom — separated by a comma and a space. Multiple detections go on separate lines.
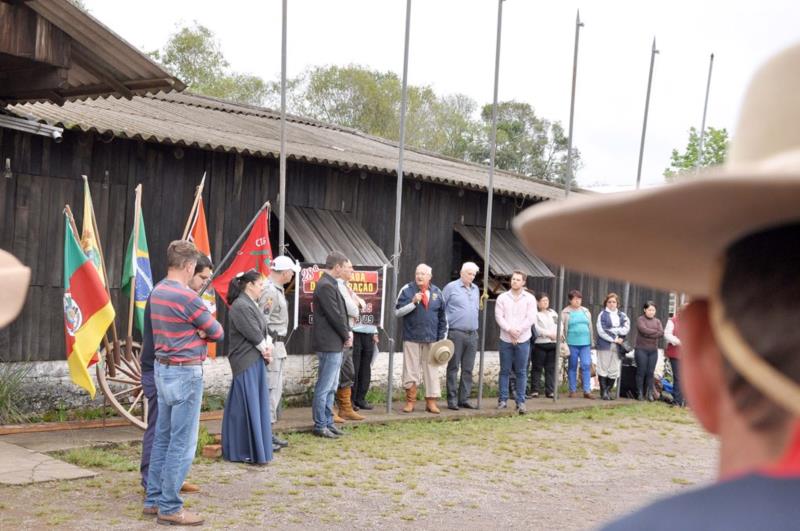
84, 0, 798, 189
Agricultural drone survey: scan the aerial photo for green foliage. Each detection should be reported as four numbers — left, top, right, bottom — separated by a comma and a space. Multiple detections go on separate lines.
150, 23, 268, 106
664, 126, 729, 179
0, 362, 30, 424
195, 424, 215, 457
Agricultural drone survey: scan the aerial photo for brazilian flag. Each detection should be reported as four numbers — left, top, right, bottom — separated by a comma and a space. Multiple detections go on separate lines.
122, 206, 153, 334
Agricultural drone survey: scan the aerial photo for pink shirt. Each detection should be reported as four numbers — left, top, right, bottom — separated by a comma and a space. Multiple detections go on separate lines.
494, 290, 537, 343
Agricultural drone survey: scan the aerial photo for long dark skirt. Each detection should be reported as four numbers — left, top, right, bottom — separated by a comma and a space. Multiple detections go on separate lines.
222, 361, 273, 465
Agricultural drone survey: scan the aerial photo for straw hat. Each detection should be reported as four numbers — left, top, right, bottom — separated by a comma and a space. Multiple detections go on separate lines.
429, 339, 455, 366
513, 43, 800, 415
0, 249, 31, 328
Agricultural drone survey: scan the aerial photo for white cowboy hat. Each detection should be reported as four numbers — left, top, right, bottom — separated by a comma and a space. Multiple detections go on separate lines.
429, 339, 455, 367
513, 43, 800, 298
0, 249, 31, 328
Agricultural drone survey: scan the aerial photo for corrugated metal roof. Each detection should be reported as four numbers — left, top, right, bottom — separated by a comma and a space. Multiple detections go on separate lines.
10, 91, 579, 201
454, 224, 554, 278
5, 0, 183, 103
285, 206, 389, 266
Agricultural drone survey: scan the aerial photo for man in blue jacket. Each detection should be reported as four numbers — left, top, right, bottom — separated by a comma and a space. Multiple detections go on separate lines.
395, 263, 447, 414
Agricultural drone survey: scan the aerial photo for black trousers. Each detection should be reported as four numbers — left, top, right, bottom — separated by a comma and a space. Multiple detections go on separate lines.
670, 357, 684, 405
530, 342, 556, 395
634, 348, 658, 398
352, 332, 375, 404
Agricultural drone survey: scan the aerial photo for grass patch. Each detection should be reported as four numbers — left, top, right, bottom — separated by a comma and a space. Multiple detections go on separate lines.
51, 443, 139, 472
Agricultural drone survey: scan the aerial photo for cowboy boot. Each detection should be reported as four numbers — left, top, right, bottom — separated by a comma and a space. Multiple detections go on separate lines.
425, 397, 441, 414
340, 388, 365, 421
402, 384, 417, 413
607, 377, 618, 400
334, 388, 347, 423
598, 376, 607, 400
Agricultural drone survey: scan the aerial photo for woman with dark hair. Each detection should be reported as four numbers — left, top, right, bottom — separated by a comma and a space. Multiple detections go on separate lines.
221, 270, 274, 465
531, 293, 558, 398
595, 292, 630, 400
634, 301, 664, 401
562, 289, 594, 399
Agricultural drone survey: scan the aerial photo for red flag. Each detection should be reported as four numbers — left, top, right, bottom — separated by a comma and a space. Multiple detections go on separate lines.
188, 200, 218, 357
212, 208, 272, 304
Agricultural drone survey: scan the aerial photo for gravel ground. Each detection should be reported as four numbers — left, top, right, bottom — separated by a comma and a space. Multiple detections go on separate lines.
0, 403, 717, 530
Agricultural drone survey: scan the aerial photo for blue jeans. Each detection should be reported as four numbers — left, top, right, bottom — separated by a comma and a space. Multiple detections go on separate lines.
568, 344, 592, 393
140, 370, 157, 489
498, 340, 530, 405
144, 363, 203, 515
313, 352, 343, 430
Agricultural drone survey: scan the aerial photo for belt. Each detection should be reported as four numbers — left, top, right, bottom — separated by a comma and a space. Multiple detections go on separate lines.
449, 329, 477, 335
158, 358, 204, 366
269, 332, 286, 342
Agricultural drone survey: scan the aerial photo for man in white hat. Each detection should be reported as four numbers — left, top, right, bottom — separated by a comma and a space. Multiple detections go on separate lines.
514, 44, 800, 529
259, 255, 300, 449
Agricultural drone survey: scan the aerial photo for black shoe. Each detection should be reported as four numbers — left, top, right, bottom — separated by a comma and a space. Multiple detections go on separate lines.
272, 445, 282, 452
312, 428, 339, 439
352, 403, 360, 411
272, 435, 289, 448
458, 402, 476, 409
327, 425, 345, 436
545, 393, 554, 399
354, 401, 374, 410
447, 403, 459, 411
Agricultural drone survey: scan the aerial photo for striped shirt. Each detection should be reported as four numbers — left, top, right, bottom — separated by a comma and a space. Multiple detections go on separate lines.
150, 279, 224, 362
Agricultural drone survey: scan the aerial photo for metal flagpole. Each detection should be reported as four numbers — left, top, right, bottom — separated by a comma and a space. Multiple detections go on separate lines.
695, 53, 714, 170
386, 0, 412, 414
477, 0, 505, 410
622, 38, 659, 316
553, 10, 584, 402
278, 0, 288, 253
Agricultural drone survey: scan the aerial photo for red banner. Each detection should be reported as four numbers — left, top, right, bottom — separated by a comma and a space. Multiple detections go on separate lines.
212, 209, 272, 304
296, 264, 386, 328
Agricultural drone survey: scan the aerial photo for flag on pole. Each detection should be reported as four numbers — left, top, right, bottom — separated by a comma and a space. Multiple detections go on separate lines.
80, 179, 105, 287
188, 200, 218, 357
212, 208, 272, 303
122, 205, 153, 334
63, 213, 115, 398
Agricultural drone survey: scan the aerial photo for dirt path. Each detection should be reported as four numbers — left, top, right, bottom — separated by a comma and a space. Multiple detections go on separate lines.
0, 404, 716, 530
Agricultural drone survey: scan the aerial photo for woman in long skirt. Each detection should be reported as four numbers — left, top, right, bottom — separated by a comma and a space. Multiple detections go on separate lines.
222, 270, 274, 465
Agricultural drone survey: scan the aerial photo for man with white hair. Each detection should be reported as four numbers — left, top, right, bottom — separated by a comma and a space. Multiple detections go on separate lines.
395, 263, 447, 414
442, 262, 480, 410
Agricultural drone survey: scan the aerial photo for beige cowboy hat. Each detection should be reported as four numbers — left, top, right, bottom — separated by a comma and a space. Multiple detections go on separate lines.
429, 339, 455, 366
513, 43, 800, 415
0, 249, 31, 328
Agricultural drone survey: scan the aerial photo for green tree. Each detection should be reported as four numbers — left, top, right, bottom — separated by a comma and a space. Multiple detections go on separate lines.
664, 126, 729, 179
150, 23, 268, 106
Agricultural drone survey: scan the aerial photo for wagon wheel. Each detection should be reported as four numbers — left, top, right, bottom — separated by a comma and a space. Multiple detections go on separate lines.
96, 340, 148, 430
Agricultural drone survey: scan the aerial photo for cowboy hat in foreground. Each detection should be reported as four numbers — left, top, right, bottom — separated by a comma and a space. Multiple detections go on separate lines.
515, 43, 800, 531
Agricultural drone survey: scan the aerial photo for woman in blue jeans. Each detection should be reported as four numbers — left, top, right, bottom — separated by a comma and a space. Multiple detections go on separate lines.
561, 289, 595, 399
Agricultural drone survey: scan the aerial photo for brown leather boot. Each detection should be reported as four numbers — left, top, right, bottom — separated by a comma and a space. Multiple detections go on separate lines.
334, 388, 347, 423
402, 384, 417, 413
583, 392, 596, 400
156, 509, 204, 526
339, 388, 365, 421
180, 481, 200, 493
425, 397, 441, 414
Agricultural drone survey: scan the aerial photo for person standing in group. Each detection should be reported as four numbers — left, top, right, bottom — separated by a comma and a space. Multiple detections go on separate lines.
595, 293, 630, 401
664, 304, 686, 407
351, 308, 380, 412
335, 259, 366, 422
310, 252, 352, 439
143, 241, 223, 526
221, 270, 275, 464
442, 262, 480, 410
395, 263, 447, 414
259, 255, 299, 449
495, 270, 537, 413
562, 289, 594, 399
139, 255, 212, 496
634, 301, 664, 401
531, 293, 558, 399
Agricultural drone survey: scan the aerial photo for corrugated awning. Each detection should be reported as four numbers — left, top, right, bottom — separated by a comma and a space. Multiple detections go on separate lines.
454, 224, 554, 278
285, 206, 388, 266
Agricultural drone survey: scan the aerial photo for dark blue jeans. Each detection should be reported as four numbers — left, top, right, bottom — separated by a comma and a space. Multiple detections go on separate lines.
313, 351, 342, 430
670, 357, 683, 405
499, 340, 530, 405
635, 348, 658, 398
140, 370, 157, 490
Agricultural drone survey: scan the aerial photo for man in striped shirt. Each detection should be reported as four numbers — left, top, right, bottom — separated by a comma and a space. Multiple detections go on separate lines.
143, 241, 223, 526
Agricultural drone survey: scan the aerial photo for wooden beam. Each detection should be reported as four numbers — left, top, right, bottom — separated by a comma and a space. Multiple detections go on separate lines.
70, 41, 134, 99
0, 3, 69, 67
0, 65, 67, 93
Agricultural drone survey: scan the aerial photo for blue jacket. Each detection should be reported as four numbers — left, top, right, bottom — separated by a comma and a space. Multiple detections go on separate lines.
396, 282, 447, 342
596, 309, 629, 351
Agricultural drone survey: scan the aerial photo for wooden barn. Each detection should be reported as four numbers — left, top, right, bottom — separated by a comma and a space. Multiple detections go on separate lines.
0, 1, 668, 365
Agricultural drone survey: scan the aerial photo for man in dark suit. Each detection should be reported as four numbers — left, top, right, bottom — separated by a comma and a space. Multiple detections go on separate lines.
311, 251, 352, 438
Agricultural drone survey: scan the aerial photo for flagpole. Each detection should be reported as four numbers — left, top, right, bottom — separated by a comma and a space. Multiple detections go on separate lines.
622, 38, 659, 317
553, 10, 584, 403
477, 0, 505, 410
278, 0, 288, 254
198, 201, 270, 297
182, 172, 207, 240
126, 184, 143, 360
695, 53, 714, 170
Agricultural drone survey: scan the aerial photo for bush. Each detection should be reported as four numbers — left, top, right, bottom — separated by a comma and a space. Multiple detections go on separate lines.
0, 362, 31, 424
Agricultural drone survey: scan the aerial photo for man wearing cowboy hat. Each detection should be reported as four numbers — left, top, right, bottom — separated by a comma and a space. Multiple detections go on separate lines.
395, 263, 448, 414
514, 44, 800, 529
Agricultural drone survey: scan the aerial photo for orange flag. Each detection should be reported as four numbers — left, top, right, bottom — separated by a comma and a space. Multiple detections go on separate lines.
188, 200, 218, 358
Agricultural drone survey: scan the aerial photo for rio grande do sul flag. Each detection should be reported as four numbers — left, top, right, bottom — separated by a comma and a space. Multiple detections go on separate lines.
188, 200, 218, 357
212, 208, 272, 304
63, 213, 115, 398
